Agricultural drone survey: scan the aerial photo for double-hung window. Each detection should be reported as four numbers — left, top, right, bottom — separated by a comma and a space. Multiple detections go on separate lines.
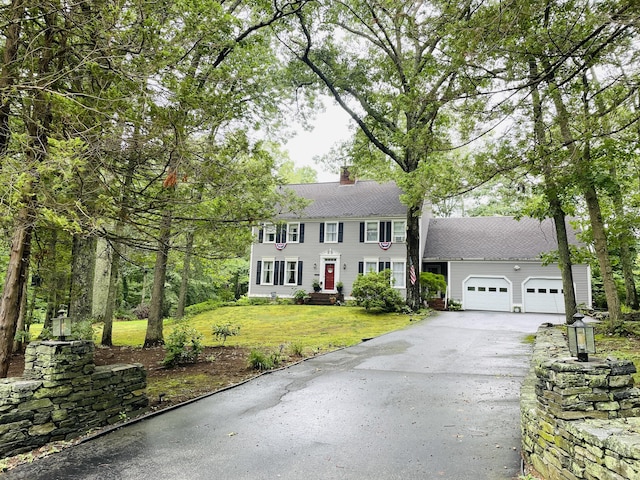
392, 221, 406, 243
365, 221, 379, 242
263, 224, 276, 243
391, 261, 406, 288
285, 259, 298, 285
287, 223, 299, 243
261, 259, 274, 285
324, 222, 338, 243
364, 259, 378, 274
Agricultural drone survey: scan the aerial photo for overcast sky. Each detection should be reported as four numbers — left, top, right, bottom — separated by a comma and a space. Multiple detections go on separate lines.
284, 102, 353, 183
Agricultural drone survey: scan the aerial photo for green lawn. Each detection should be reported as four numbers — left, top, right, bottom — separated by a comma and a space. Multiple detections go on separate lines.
31, 305, 420, 353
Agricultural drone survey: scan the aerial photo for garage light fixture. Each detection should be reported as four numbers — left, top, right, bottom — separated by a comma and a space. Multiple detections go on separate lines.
567, 312, 595, 362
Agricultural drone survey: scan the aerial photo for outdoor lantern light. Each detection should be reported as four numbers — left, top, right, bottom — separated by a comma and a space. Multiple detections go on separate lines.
567, 312, 595, 362
52, 314, 71, 341
343, 263, 347, 270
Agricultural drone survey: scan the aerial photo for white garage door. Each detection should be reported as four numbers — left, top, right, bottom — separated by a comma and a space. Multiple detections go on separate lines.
463, 277, 511, 312
523, 278, 565, 314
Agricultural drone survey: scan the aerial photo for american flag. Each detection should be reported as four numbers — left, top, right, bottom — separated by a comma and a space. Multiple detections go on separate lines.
409, 263, 416, 286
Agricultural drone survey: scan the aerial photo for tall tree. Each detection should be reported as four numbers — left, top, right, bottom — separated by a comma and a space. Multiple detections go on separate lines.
288, 0, 490, 309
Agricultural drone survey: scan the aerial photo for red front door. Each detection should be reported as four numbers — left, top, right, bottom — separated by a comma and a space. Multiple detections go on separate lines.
324, 263, 335, 290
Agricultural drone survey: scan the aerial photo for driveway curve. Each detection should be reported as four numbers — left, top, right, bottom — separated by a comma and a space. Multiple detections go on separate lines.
5, 311, 560, 480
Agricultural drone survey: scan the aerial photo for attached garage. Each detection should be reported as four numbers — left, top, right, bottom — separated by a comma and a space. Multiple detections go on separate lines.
463, 277, 511, 312
523, 278, 565, 314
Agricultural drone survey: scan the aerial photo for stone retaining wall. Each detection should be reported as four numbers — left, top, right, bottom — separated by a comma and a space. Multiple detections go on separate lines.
522, 326, 640, 479
0, 341, 148, 458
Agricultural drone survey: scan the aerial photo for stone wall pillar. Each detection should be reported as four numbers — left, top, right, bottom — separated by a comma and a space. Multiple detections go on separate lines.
0, 341, 147, 457
536, 357, 640, 420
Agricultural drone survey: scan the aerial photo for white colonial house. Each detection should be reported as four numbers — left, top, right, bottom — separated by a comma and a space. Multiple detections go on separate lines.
248, 169, 429, 300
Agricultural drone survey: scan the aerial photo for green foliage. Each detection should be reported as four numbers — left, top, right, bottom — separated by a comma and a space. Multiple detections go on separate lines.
447, 300, 462, 311
248, 349, 281, 371
212, 323, 241, 345
184, 300, 221, 317
13, 330, 31, 344
234, 296, 272, 306
289, 342, 305, 357
419, 272, 447, 300
292, 289, 308, 304
163, 324, 204, 368
351, 270, 405, 313
71, 320, 97, 341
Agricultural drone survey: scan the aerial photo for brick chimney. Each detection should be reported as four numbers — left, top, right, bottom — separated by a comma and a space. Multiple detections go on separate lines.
340, 166, 356, 185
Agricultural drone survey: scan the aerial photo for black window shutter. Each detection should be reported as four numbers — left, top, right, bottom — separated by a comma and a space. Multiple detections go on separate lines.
275, 224, 282, 243
256, 261, 262, 285
273, 261, 280, 285
386, 222, 392, 242
258, 228, 264, 243
297, 261, 303, 285
385, 261, 391, 270
279, 261, 285, 285
379, 221, 385, 242
358, 262, 364, 274
299, 223, 305, 243
338, 222, 344, 243
319, 223, 325, 243
379, 261, 384, 272
359, 222, 365, 242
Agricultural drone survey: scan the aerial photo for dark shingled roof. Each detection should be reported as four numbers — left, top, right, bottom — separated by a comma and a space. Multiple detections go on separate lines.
423, 216, 581, 261
277, 181, 406, 219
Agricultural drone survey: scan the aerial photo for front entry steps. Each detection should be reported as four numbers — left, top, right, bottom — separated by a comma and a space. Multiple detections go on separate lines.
307, 293, 344, 305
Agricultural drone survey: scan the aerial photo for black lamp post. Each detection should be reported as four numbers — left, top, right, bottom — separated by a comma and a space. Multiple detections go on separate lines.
567, 312, 595, 362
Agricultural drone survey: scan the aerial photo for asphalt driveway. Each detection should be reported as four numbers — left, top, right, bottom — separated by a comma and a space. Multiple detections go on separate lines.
5, 311, 560, 480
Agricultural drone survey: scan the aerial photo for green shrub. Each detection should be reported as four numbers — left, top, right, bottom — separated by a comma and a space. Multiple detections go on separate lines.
248, 349, 281, 371
212, 323, 240, 345
448, 299, 462, 311
71, 320, 97, 341
289, 342, 304, 357
419, 272, 447, 300
351, 270, 405, 312
184, 299, 221, 317
235, 296, 271, 306
163, 323, 204, 368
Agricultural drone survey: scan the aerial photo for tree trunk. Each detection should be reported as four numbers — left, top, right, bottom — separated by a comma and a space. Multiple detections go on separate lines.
584, 182, 621, 324
0, 0, 25, 156
175, 230, 194, 319
69, 235, 97, 322
577, 76, 620, 325
100, 240, 119, 346
610, 166, 639, 310
406, 204, 421, 311
145, 211, 172, 347
550, 205, 578, 323
0, 207, 34, 377
544, 66, 620, 324
13, 272, 29, 354
43, 229, 59, 332
529, 57, 577, 323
